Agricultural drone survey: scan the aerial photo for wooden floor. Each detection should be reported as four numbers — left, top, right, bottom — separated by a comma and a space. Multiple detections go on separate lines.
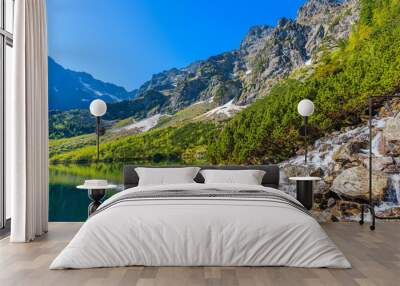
0, 222, 399, 286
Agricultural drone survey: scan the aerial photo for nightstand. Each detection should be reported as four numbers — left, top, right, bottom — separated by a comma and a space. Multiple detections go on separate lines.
289, 177, 321, 210
77, 180, 117, 216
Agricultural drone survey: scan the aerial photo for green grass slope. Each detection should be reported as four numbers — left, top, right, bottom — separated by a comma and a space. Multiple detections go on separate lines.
50, 122, 219, 164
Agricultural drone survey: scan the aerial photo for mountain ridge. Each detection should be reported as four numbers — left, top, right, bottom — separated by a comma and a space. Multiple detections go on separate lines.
49, 0, 359, 138
105, 0, 359, 114
48, 57, 136, 110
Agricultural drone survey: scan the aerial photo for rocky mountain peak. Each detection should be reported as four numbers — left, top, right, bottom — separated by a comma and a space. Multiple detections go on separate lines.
240, 25, 274, 51
48, 57, 132, 110
297, 0, 343, 24
235, 0, 359, 104
277, 17, 291, 27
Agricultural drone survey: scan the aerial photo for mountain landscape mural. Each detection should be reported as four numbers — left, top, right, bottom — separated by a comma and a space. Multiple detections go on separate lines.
49, 0, 400, 222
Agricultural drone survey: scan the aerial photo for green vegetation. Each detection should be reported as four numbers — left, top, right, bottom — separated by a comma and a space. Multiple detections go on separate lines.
155, 101, 217, 129
49, 133, 95, 159
49, 110, 96, 139
51, 122, 219, 164
213, 86, 226, 105
113, 117, 135, 128
50, 100, 219, 163
208, 0, 400, 164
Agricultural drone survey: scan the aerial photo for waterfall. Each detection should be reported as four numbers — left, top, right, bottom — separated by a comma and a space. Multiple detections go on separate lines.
386, 174, 400, 204
371, 132, 383, 157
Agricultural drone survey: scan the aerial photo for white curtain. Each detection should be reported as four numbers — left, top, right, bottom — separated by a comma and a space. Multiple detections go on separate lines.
8, 0, 49, 242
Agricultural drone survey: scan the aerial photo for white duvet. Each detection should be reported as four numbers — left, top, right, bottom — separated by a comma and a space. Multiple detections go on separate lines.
50, 183, 351, 269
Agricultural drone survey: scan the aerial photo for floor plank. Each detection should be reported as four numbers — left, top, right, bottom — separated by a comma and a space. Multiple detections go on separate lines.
0, 222, 399, 286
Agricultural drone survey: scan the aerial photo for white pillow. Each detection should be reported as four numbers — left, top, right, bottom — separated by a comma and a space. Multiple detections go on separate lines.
200, 169, 266, 185
135, 167, 200, 186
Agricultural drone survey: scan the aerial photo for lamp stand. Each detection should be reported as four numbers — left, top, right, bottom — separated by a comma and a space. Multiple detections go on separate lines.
304, 116, 308, 164
359, 94, 400, 231
96, 116, 100, 162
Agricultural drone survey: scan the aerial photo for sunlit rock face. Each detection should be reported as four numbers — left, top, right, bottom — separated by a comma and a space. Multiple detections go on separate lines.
297, 0, 360, 55
331, 166, 387, 201
279, 99, 400, 222
97, 0, 361, 118
382, 112, 400, 158
236, 0, 360, 104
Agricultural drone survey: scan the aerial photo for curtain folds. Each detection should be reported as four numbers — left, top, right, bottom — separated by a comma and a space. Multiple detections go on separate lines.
9, 0, 49, 242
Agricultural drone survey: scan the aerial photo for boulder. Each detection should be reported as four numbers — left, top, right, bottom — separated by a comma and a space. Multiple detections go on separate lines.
376, 207, 400, 218
333, 163, 343, 172
327, 197, 336, 208
384, 142, 400, 156
379, 99, 400, 117
324, 175, 334, 184
310, 167, 324, 177
281, 164, 310, 178
383, 112, 400, 142
363, 156, 394, 171
281, 164, 325, 179
382, 113, 400, 156
331, 166, 387, 201
313, 181, 329, 195
332, 140, 365, 163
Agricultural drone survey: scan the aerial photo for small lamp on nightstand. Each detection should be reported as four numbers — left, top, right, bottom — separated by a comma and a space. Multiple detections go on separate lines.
297, 99, 315, 164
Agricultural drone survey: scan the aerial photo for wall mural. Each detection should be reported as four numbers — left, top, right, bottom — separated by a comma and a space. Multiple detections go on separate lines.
48, 0, 400, 221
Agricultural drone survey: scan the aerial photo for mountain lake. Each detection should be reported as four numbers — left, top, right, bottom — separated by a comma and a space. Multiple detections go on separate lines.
49, 161, 181, 221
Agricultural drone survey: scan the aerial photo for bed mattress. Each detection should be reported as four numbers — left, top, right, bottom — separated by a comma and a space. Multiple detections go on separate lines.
50, 183, 350, 269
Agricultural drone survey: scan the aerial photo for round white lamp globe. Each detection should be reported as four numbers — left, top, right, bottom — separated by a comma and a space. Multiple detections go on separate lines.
89, 99, 107, 117
297, 99, 315, 117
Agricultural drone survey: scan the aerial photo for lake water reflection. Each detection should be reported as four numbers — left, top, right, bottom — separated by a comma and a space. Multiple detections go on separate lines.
49, 162, 179, 221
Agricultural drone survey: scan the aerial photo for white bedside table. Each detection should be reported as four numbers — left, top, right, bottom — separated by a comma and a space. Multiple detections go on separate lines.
289, 177, 321, 210
77, 181, 117, 216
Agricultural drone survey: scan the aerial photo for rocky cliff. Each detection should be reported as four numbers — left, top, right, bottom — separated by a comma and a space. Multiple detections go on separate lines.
238, 0, 360, 103
106, 0, 360, 119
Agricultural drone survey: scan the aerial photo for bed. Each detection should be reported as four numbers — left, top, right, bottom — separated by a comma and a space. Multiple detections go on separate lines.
50, 165, 350, 269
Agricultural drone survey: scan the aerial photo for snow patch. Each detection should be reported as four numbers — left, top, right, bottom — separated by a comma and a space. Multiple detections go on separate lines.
305, 59, 312, 66
245, 69, 252, 75
114, 114, 161, 133
80, 80, 105, 97
107, 94, 122, 102
79, 78, 123, 102
191, 100, 206, 106
204, 100, 245, 118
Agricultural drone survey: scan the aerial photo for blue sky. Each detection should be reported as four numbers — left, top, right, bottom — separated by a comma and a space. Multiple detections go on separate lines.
47, 0, 306, 91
